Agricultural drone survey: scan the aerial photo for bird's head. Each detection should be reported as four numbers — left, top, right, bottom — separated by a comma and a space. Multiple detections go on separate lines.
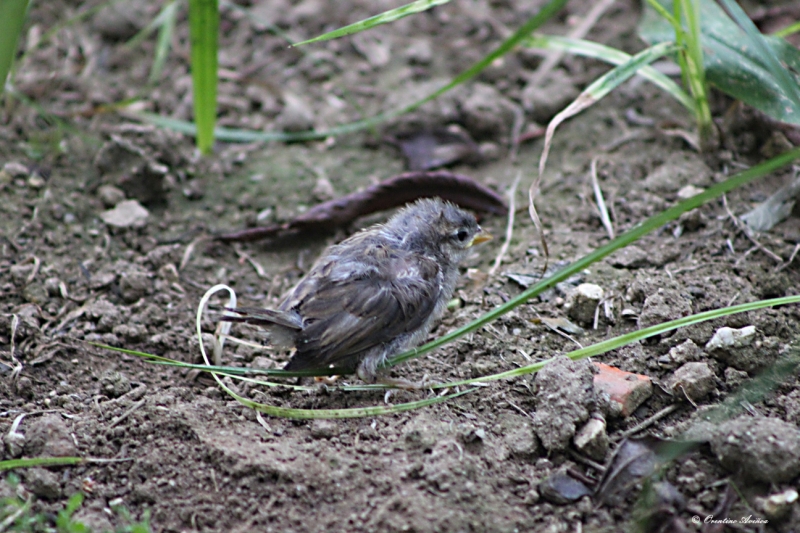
390, 198, 492, 264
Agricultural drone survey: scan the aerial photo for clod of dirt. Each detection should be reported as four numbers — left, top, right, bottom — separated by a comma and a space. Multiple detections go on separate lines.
419, 437, 481, 493
539, 468, 592, 505
118, 267, 153, 303
92, 3, 148, 40
100, 199, 149, 229
675, 208, 706, 234
276, 93, 316, 133
14, 376, 34, 400
496, 413, 539, 460
403, 413, 451, 453
643, 152, 713, 194
657, 339, 700, 368
610, 245, 651, 269
86, 299, 122, 332
459, 83, 518, 141
94, 136, 168, 205
710, 416, 800, 483
100, 371, 132, 398
724, 367, 749, 388
97, 184, 126, 208
665, 362, 716, 402
309, 419, 338, 440
521, 69, 579, 123
24, 467, 62, 500
23, 414, 78, 458
533, 356, 597, 452
565, 283, 605, 326
612, 244, 681, 269
73, 503, 115, 533
573, 415, 609, 461
637, 288, 693, 331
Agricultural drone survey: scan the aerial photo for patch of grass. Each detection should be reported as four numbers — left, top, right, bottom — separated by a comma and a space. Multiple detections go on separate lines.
0, 475, 150, 533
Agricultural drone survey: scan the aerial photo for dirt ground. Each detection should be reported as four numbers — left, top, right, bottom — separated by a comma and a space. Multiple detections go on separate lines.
2, 0, 800, 531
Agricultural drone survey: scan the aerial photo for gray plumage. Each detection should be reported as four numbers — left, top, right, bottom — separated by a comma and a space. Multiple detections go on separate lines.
226, 197, 488, 385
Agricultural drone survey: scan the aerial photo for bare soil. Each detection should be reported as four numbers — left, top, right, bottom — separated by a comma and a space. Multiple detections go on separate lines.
2, 0, 800, 531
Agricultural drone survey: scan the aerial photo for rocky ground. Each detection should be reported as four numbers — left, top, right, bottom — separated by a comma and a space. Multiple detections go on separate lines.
1, 0, 800, 531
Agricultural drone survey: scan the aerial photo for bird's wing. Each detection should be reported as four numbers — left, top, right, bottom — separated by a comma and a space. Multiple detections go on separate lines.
285, 242, 442, 371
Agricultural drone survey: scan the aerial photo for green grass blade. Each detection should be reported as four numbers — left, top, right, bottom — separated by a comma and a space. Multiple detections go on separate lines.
126, 0, 175, 49
149, 1, 178, 84
188, 0, 219, 153
524, 34, 694, 112
0, 457, 85, 471
294, 0, 450, 46
538, 42, 680, 176
640, 0, 800, 125
0, 0, 29, 92
575, 42, 680, 101
437, 295, 800, 388
678, 0, 713, 148
130, 0, 568, 143
222, 382, 477, 419
386, 146, 800, 368
773, 21, 800, 39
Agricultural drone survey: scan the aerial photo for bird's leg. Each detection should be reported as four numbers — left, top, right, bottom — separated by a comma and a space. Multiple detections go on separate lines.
357, 356, 438, 390
358, 368, 435, 391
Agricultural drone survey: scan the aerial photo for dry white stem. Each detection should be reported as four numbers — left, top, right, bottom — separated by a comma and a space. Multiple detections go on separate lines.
489, 172, 522, 276
590, 157, 615, 239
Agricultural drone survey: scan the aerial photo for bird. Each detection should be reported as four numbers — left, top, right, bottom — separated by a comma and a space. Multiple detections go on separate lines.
224, 197, 492, 388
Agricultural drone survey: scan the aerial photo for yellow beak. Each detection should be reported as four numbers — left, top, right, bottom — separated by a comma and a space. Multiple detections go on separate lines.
468, 230, 493, 247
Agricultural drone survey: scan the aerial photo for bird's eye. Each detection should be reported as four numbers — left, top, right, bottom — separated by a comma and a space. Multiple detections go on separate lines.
456, 229, 470, 242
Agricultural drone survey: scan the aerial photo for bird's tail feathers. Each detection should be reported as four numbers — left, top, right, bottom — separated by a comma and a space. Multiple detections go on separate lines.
221, 307, 302, 330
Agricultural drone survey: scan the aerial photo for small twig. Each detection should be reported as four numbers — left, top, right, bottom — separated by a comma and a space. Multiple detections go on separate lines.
776, 242, 800, 273
489, 172, 522, 276
508, 105, 526, 163
180, 235, 209, 271
108, 399, 146, 428
8, 316, 23, 383
568, 448, 606, 473
505, 399, 533, 421
613, 404, 681, 441
234, 246, 268, 279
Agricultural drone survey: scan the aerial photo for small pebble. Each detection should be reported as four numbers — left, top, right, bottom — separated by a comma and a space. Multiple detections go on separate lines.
565, 283, 604, 326
666, 362, 715, 402
100, 199, 149, 228
755, 488, 798, 521
573, 414, 608, 461
98, 184, 126, 207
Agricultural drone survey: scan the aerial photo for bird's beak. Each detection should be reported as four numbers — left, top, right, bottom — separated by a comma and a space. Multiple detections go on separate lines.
468, 229, 493, 247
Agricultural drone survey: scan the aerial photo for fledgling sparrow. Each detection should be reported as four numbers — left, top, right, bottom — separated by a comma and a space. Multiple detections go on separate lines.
225, 197, 491, 388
